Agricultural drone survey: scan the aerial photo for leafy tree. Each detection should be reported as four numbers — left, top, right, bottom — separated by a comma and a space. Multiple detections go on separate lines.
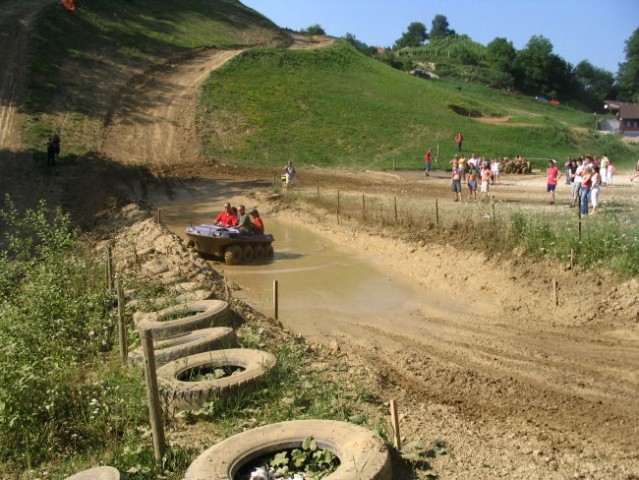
430, 14, 455, 38
301, 24, 325, 35
487, 37, 516, 74
574, 60, 616, 108
513, 35, 572, 98
617, 27, 639, 101
394, 22, 428, 49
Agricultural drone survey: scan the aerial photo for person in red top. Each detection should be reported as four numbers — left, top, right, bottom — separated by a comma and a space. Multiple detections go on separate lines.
214, 202, 237, 227
546, 160, 562, 205
424, 148, 432, 176
455, 132, 463, 152
250, 209, 264, 234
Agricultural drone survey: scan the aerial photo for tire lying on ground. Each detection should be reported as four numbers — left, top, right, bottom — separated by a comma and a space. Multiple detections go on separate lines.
136, 300, 232, 339
157, 348, 276, 411
65, 466, 120, 480
128, 327, 237, 367
184, 419, 392, 480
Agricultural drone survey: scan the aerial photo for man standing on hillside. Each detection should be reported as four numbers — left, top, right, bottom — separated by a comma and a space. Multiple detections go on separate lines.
455, 131, 464, 152
424, 148, 432, 176
546, 160, 561, 205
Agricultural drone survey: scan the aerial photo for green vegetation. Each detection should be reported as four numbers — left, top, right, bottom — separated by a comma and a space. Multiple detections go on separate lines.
0, 196, 377, 477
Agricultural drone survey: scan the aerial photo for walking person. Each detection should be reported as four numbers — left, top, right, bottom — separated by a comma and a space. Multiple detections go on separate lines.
424, 148, 432, 177
283, 161, 296, 190
590, 166, 601, 214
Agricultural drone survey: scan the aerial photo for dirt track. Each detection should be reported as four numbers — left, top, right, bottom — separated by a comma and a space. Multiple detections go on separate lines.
2, 3, 639, 478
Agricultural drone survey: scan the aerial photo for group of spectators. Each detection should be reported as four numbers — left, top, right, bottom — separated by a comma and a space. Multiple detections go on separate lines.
556, 154, 614, 215
214, 202, 264, 235
449, 153, 501, 202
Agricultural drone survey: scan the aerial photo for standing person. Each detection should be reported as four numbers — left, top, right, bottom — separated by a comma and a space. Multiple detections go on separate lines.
283, 161, 296, 189
52, 133, 61, 162
451, 164, 462, 202
570, 158, 583, 208
455, 131, 463, 152
631, 158, 639, 182
599, 153, 609, 186
424, 148, 432, 176
250, 209, 264, 234
490, 158, 500, 185
590, 166, 601, 214
580, 166, 592, 215
480, 164, 492, 200
467, 164, 478, 201
546, 160, 561, 205
46, 137, 56, 167
214, 202, 237, 227
564, 155, 572, 185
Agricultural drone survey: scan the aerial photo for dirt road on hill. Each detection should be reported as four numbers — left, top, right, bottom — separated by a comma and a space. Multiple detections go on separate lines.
2, 4, 639, 478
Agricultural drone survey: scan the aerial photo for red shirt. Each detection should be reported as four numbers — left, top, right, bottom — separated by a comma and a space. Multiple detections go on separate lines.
215, 211, 237, 227
547, 165, 559, 185
425, 151, 431, 163
252, 217, 264, 234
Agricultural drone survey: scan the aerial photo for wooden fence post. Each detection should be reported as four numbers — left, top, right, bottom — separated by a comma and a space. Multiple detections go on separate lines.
273, 280, 279, 320
553, 279, 559, 306
435, 198, 440, 225
362, 194, 366, 221
394, 197, 398, 223
116, 277, 128, 363
140, 328, 166, 461
105, 246, 113, 294
336, 190, 340, 226
390, 399, 401, 451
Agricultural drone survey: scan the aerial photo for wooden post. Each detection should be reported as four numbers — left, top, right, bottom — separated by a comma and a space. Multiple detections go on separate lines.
362, 194, 366, 221
105, 246, 113, 294
553, 279, 559, 306
570, 249, 575, 272
390, 399, 401, 451
273, 280, 279, 320
317, 186, 320, 199
140, 328, 166, 461
336, 190, 340, 226
435, 198, 440, 225
394, 197, 398, 223
578, 210, 582, 241
116, 278, 128, 363
157, 209, 162, 225
491, 195, 495, 221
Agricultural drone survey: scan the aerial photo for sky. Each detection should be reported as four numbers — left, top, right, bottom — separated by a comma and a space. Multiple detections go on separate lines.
241, 0, 638, 74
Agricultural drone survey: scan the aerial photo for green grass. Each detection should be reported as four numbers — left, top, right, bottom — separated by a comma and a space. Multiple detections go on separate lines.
197, 41, 639, 171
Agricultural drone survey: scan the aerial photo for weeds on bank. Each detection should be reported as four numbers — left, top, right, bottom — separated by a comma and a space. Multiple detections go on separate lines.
184, 326, 377, 438
296, 189, 639, 278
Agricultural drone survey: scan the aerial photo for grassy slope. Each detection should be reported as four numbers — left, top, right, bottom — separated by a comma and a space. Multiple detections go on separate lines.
197, 41, 638, 171
22, 0, 287, 154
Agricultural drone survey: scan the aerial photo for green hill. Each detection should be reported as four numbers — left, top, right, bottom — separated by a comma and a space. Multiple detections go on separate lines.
22, 0, 639, 170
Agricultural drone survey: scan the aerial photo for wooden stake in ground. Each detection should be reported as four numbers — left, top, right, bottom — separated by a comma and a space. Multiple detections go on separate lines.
104, 246, 113, 294
390, 399, 401, 451
116, 278, 128, 364
273, 280, 279, 320
139, 328, 166, 461
553, 279, 559, 306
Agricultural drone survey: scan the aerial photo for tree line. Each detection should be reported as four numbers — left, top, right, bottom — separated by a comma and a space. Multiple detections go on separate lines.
306, 15, 639, 113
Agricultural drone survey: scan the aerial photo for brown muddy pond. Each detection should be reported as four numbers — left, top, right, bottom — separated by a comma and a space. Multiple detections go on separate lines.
157, 187, 459, 344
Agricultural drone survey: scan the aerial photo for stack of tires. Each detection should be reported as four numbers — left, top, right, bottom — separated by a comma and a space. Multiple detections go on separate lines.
131, 299, 392, 479
132, 299, 276, 412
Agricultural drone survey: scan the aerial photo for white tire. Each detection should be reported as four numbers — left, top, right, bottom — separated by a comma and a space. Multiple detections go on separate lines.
184, 420, 391, 480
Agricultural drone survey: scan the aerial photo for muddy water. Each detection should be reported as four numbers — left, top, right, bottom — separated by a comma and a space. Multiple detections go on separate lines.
158, 192, 458, 344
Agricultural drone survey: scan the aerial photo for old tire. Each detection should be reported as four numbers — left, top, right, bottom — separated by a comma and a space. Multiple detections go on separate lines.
184, 419, 391, 480
128, 327, 237, 366
157, 348, 276, 411
137, 300, 232, 339
264, 244, 274, 258
242, 245, 254, 263
65, 467, 120, 480
224, 245, 242, 265
253, 244, 265, 261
